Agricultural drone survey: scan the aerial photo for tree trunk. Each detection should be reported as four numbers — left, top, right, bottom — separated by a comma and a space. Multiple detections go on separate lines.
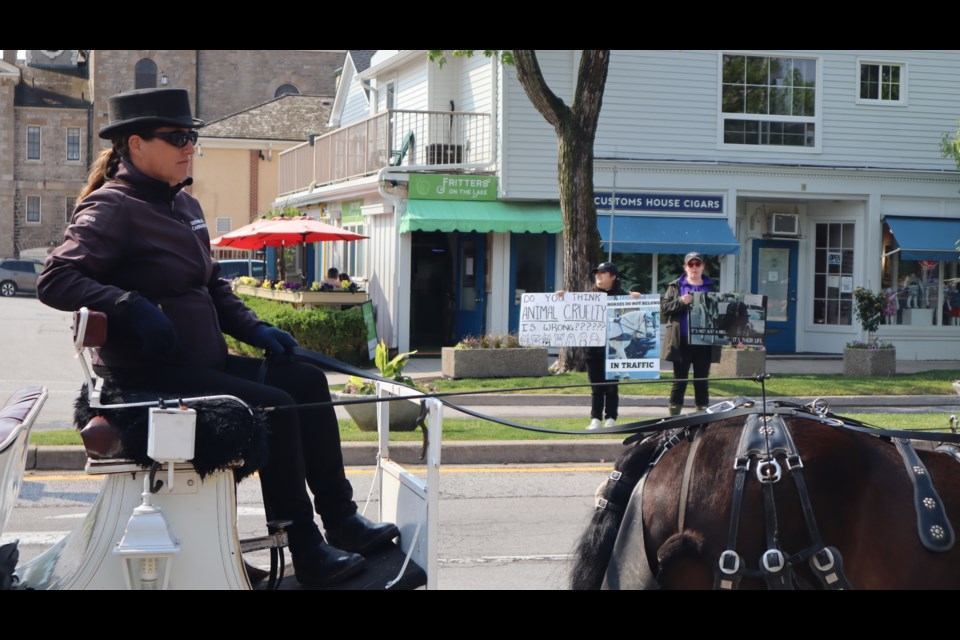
513, 50, 609, 372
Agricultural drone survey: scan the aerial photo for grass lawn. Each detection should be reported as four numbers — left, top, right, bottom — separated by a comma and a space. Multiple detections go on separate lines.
29, 412, 959, 446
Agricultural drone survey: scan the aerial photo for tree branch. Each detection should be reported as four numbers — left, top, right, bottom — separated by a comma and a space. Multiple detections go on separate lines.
512, 50, 571, 129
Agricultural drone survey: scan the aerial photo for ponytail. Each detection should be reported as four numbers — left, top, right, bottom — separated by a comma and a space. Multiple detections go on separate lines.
79, 138, 130, 200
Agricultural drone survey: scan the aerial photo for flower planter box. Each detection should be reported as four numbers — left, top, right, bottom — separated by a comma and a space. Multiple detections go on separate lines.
235, 284, 367, 308
716, 349, 766, 377
441, 347, 549, 379
843, 347, 896, 376
335, 392, 421, 432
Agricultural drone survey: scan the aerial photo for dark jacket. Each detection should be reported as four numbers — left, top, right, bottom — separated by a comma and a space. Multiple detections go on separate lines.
37, 160, 262, 370
660, 276, 721, 363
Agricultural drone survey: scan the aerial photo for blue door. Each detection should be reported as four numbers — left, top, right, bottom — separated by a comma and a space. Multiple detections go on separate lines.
508, 233, 556, 332
752, 239, 798, 353
455, 233, 486, 340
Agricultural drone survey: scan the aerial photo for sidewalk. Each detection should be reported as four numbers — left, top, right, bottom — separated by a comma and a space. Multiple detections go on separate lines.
28, 356, 960, 471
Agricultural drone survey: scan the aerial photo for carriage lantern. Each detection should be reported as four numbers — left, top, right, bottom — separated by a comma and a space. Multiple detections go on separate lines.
113, 480, 181, 590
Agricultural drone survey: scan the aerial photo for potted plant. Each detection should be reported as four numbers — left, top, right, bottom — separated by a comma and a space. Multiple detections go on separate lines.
716, 342, 766, 377
441, 333, 549, 379
844, 287, 896, 376
337, 340, 433, 432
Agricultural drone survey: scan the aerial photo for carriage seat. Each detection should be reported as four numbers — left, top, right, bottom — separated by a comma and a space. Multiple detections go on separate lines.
71, 309, 267, 480
0, 386, 48, 535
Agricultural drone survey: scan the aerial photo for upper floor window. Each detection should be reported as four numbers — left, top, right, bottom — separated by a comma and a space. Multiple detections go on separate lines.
858, 61, 906, 105
26, 196, 41, 224
66, 127, 81, 162
135, 59, 157, 89
274, 84, 299, 98
721, 54, 818, 149
26, 126, 41, 160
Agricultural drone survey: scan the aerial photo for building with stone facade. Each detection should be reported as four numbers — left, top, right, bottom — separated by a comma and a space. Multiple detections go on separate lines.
2, 49, 344, 259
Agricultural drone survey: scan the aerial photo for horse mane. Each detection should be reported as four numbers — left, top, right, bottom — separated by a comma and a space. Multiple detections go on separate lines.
570, 434, 661, 590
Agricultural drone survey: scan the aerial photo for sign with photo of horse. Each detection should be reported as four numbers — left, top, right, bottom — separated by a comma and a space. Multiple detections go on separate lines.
605, 295, 661, 380
518, 292, 607, 347
689, 292, 767, 348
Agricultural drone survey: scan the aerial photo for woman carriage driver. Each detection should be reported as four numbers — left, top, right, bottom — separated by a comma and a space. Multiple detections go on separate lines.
661, 252, 721, 416
37, 88, 398, 588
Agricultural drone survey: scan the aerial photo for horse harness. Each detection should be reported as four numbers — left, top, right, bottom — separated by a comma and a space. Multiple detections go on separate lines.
714, 413, 851, 590
601, 401, 959, 590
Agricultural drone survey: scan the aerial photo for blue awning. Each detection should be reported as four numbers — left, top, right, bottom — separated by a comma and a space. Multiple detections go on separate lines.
598, 215, 740, 255
884, 216, 960, 261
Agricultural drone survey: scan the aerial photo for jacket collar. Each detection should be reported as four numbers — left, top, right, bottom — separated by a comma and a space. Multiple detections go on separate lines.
114, 158, 192, 203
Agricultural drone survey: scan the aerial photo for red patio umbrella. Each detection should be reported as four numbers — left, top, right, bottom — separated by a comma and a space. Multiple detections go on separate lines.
211, 216, 367, 281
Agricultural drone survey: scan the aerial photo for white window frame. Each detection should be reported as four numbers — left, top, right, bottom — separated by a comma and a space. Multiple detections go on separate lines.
66, 127, 81, 162
26, 196, 41, 224
26, 126, 41, 161
342, 222, 366, 279
856, 60, 907, 106
718, 51, 822, 153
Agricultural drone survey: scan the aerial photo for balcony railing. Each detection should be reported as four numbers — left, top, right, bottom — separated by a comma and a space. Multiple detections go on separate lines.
278, 109, 492, 196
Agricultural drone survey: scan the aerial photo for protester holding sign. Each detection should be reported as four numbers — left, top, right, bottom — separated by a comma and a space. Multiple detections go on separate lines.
558, 262, 640, 430
661, 252, 721, 416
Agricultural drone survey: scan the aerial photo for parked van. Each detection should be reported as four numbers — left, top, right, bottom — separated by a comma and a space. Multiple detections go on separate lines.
217, 259, 267, 280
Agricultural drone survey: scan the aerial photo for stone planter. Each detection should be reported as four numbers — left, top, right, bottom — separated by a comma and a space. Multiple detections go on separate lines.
716, 348, 766, 377
441, 347, 549, 379
843, 347, 896, 376
335, 392, 421, 432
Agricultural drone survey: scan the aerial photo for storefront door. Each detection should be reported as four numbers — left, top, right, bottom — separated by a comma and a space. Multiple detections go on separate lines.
508, 233, 556, 333
752, 239, 798, 353
455, 233, 486, 340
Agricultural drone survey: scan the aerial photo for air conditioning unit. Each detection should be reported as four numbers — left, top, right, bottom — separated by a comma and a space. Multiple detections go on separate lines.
426, 143, 463, 165
768, 212, 800, 236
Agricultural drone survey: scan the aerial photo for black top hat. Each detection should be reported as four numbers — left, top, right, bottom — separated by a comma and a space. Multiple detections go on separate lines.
592, 262, 619, 276
99, 88, 205, 140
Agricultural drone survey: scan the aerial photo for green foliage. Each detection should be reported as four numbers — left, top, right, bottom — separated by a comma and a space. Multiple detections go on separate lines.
228, 294, 367, 364
427, 50, 514, 68
455, 333, 523, 349
343, 340, 434, 395
852, 286, 886, 337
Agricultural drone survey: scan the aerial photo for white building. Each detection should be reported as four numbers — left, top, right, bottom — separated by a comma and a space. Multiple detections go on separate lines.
275, 50, 960, 359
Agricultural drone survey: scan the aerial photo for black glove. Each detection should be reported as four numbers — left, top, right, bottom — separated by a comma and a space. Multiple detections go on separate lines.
249, 324, 298, 355
117, 292, 178, 357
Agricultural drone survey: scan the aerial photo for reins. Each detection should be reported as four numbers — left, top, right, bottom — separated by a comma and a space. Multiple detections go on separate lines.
253, 347, 960, 443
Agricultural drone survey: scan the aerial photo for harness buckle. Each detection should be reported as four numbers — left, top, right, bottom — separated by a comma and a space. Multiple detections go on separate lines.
762, 549, 786, 573
812, 547, 836, 572
786, 454, 804, 471
718, 550, 741, 575
733, 456, 750, 472
608, 470, 622, 482
756, 458, 782, 483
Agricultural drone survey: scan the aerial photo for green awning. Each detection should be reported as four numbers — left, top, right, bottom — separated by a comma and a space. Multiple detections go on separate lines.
400, 199, 563, 234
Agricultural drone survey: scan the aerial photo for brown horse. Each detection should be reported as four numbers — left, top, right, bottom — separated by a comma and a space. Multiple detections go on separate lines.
571, 405, 960, 589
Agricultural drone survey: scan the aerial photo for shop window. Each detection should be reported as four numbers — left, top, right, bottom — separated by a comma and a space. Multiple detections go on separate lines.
343, 223, 366, 279
881, 222, 957, 327
812, 222, 854, 325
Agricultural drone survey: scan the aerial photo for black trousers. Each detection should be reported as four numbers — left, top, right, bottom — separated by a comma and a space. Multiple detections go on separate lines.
669, 339, 713, 407
104, 355, 356, 531
586, 356, 618, 420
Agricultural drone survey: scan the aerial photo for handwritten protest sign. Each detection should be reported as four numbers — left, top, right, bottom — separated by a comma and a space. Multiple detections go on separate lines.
605, 295, 661, 380
518, 292, 606, 347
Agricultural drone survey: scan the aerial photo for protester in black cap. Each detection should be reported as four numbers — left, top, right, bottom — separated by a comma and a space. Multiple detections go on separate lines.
37, 87, 397, 588
558, 262, 640, 430
661, 252, 721, 415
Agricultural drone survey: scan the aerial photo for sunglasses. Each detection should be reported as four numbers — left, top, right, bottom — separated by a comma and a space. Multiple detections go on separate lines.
687, 261, 703, 267
147, 129, 199, 148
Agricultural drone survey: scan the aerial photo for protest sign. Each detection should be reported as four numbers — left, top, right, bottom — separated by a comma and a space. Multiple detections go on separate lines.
518, 292, 606, 347
605, 295, 661, 380
689, 292, 767, 348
